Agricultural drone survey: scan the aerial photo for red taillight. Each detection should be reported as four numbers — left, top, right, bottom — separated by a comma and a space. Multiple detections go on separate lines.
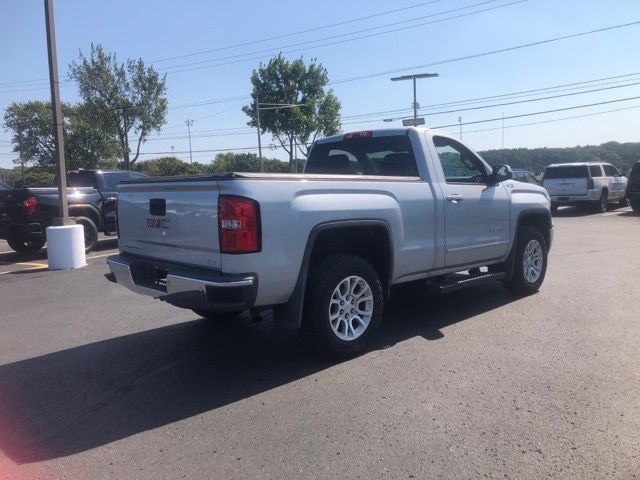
22, 197, 38, 216
219, 195, 260, 254
114, 195, 119, 238
587, 178, 594, 189
343, 130, 372, 140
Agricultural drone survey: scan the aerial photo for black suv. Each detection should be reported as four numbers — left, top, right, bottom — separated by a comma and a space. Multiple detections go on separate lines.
627, 161, 640, 213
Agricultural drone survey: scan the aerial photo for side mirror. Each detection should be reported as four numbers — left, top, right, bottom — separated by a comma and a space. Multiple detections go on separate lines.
488, 164, 512, 185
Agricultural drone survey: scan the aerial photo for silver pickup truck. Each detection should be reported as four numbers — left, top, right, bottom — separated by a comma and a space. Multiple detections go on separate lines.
107, 127, 553, 357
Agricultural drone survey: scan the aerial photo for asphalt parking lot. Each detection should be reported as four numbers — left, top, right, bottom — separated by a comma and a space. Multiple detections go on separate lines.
0, 207, 638, 479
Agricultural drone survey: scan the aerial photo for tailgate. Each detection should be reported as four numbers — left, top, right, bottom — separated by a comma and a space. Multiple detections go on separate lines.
117, 180, 221, 269
542, 178, 588, 196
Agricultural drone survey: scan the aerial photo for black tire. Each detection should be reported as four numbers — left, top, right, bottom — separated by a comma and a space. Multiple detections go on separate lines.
192, 309, 237, 321
550, 203, 558, 214
596, 190, 608, 213
631, 199, 640, 214
503, 226, 548, 296
75, 216, 99, 253
6, 230, 46, 254
303, 254, 384, 358
619, 196, 629, 208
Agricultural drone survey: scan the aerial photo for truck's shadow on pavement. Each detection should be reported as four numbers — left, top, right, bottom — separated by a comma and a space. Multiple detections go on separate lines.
0, 283, 515, 463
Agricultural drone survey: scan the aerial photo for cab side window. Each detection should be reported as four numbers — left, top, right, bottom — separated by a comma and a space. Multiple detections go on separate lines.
589, 165, 603, 177
433, 136, 487, 184
603, 165, 620, 177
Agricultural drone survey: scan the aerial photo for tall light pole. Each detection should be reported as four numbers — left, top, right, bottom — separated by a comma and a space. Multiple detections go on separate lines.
185, 119, 193, 164
254, 95, 262, 171
44, 0, 71, 224
458, 116, 462, 139
390, 72, 439, 122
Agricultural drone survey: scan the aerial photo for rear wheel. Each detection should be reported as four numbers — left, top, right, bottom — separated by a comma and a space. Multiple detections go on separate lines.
596, 190, 608, 213
619, 196, 629, 208
75, 216, 98, 253
550, 203, 558, 214
6, 230, 46, 254
303, 254, 383, 358
503, 226, 548, 296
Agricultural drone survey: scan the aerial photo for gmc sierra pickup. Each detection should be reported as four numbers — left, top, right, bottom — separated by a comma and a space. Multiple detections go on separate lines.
107, 127, 553, 357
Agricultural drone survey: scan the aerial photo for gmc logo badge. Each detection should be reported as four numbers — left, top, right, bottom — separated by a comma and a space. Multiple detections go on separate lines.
147, 218, 169, 229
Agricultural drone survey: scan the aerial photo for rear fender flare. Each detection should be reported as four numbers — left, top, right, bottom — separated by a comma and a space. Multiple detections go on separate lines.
273, 219, 393, 329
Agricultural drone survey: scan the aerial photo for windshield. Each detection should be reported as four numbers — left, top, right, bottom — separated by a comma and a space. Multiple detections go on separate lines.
543, 165, 589, 179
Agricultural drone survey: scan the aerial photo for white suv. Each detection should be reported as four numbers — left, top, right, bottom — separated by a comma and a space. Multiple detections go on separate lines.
542, 162, 628, 213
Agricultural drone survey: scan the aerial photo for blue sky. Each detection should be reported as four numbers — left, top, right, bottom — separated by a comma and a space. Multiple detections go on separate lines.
1, 0, 639, 167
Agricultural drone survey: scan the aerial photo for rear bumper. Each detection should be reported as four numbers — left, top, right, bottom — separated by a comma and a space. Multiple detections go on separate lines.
550, 190, 600, 205
0, 219, 45, 239
106, 254, 257, 313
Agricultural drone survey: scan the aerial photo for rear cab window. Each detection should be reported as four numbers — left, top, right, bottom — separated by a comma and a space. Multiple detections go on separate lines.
66, 171, 96, 188
543, 166, 589, 179
305, 135, 419, 177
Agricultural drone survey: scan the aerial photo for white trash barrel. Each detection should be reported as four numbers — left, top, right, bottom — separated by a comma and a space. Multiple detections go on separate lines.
46, 224, 87, 270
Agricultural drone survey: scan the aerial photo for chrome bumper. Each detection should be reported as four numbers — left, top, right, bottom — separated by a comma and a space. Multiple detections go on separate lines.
106, 254, 257, 313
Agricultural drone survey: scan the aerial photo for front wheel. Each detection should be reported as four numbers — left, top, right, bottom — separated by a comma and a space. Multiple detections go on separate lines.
503, 226, 548, 296
303, 255, 384, 358
75, 216, 98, 253
6, 230, 46, 254
618, 196, 629, 208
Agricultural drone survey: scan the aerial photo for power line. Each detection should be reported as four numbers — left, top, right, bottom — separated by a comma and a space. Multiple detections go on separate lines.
159, 0, 527, 75
159, 0, 511, 72
344, 82, 640, 125
459, 104, 640, 135
343, 80, 640, 124
329, 20, 640, 85
431, 95, 640, 129
151, 0, 446, 64
342, 72, 640, 119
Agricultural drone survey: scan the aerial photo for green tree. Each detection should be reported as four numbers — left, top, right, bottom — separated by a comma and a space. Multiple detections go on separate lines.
134, 156, 201, 177
242, 54, 341, 171
3, 101, 120, 170
208, 152, 289, 173
69, 44, 168, 169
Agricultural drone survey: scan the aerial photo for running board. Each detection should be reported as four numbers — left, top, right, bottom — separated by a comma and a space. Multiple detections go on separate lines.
429, 271, 506, 294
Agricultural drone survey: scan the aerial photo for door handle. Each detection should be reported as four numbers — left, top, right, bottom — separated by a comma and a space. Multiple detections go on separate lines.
445, 194, 464, 203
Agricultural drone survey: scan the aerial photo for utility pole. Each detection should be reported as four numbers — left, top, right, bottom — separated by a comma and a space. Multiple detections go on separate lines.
501, 112, 505, 161
16, 124, 25, 184
255, 95, 263, 172
391, 72, 439, 125
122, 108, 130, 170
44, 0, 70, 224
458, 117, 462, 140
185, 119, 194, 164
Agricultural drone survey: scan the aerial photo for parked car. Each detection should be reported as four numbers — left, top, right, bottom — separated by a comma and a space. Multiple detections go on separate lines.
0, 182, 10, 190
107, 128, 553, 357
0, 169, 147, 254
511, 169, 541, 185
542, 162, 628, 213
627, 161, 640, 213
